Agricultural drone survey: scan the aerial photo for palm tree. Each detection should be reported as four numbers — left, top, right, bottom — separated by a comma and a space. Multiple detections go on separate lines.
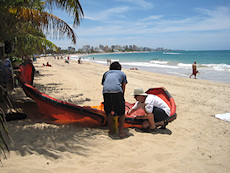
0, 0, 84, 56
0, 0, 84, 160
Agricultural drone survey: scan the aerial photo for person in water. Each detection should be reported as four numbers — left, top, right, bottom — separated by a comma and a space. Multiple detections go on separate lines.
189, 61, 198, 79
126, 88, 170, 132
101, 61, 128, 138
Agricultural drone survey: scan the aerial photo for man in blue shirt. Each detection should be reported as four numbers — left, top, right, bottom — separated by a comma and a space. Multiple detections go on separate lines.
102, 61, 128, 138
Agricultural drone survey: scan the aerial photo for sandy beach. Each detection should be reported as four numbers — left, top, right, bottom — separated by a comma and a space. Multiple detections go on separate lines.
1, 56, 230, 173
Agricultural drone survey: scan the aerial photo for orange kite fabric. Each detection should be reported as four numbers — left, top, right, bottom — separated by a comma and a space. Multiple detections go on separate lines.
17, 61, 176, 127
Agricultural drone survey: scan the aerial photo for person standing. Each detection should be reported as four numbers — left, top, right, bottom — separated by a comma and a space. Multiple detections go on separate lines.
102, 61, 127, 138
189, 62, 198, 79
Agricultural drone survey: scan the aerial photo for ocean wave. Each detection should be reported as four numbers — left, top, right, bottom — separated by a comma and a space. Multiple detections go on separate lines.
167, 71, 189, 77
178, 63, 230, 71
78, 58, 178, 69
71, 56, 230, 72
163, 52, 182, 55
150, 60, 168, 64
121, 62, 179, 69
203, 64, 230, 71
177, 63, 192, 69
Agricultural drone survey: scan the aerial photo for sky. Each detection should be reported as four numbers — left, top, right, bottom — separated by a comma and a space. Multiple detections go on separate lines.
48, 0, 230, 50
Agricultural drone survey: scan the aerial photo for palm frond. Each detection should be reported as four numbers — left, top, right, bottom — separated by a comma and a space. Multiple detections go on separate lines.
45, 0, 84, 25
14, 7, 77, 43
27, 34, 58, 50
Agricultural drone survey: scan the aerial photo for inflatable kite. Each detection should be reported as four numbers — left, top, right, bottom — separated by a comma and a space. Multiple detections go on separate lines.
17, 60, 176, 127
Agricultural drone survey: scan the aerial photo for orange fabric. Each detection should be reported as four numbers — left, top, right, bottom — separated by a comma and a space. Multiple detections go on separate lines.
18, 62, 176, 126
23, 83, 107, 126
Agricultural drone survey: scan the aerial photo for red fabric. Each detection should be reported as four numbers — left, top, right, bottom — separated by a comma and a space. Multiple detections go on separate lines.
18, 60, 34, 85
18, 62, 176, 126
22, 83, 106, 126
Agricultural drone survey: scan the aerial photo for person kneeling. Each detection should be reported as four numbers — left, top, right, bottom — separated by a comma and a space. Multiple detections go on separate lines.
126, 88, 170, 132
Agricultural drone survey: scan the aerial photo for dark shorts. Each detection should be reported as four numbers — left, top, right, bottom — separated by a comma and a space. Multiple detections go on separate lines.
153, 107, 169, 122
193, 70, 198, 75
103, 92, 125, 116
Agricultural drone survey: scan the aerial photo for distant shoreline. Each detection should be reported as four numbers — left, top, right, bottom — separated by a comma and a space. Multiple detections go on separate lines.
66, 50, 230, 84
43, 50, 230, 84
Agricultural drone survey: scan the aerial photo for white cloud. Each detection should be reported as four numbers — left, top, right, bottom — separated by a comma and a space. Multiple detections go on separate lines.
84, 6, 130, 21
135, 6, 230, 34
78, 6, 230, 37
50, 3, 230, 50
139, 15, 164, 21
116, 0, 154, 9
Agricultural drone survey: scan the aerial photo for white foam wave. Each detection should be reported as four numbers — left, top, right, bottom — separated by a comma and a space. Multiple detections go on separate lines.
202, 64, 230, 71
111, 59, 120, 62
167, 71, 189, 77
71, 56, 230, 72
178, 63, 230, 71
94, 60, 107, 64
150, 60, 168, 64
70, 55, 81, 59
121, 62, 179, 69
177, 63, 192, 69
163, 52, 182, 55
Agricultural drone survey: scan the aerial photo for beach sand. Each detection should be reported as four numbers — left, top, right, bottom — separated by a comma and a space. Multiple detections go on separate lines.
1, 56, 230, 172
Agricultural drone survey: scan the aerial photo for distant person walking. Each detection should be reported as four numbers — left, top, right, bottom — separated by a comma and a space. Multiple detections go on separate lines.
107, 59, 111, 65
101, 61, 128, 138
78, 57, 82, 64
189, 62, 198, 79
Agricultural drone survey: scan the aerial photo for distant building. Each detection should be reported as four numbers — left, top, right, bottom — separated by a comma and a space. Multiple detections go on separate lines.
105, 45, 109, 52
77, 44, 169, 53
94, 47, 99, 52
82, 45, 90, 52
68, 46, 75, 52
99, 44, 105, 51
129, 45, 133, 50
156, 47, 164, 51
133, 45, 138, 51
110, 45, 121, 52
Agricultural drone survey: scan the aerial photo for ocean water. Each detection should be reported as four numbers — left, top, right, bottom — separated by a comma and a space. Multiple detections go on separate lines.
71, 50, 230, 84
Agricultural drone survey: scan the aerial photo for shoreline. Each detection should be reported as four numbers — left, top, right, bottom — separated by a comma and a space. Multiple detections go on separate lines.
42, 55, 230, 86
69, 54, 230, 84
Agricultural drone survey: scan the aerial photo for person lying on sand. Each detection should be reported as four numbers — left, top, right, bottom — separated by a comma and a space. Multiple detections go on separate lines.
46, 62, 52, 67
130, 67, 138, 70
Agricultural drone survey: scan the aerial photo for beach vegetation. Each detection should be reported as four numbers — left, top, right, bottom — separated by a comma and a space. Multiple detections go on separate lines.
0, 0, 84, 160
0, 0, 84, 58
